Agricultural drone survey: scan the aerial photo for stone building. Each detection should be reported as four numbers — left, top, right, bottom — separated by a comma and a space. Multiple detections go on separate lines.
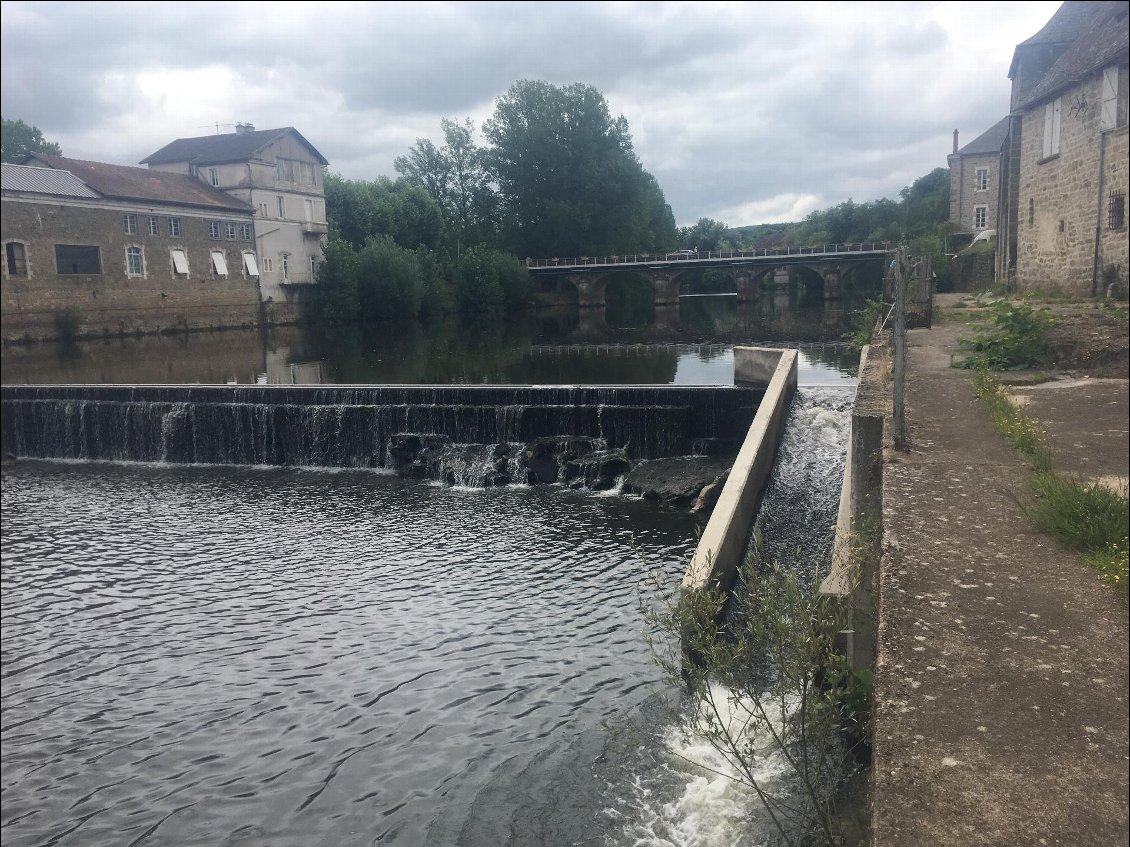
2, 160, 261, 342
141, 125, 329, 313
998, 0, 1129, 294
947, 118, 1009, 239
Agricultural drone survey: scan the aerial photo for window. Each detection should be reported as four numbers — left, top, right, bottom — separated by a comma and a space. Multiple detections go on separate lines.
124, 214, 138, 234
55, 245, 101, 274
281, 255, 290, 281
1029, 198, 1035, 227
309, 255, 318, 277
225, 222, 238, 240
258, 202, 268, 217
262, 257, 274, 273
276, 158, 294, 182
209, 168, 219, 187
1042, 97, 1061, 158
211, 250, 229, 277
304, 198, 314, 221
171, 249, 189, 275
239, 223, 253, 241
168, 217, 182, 237
277, 196, 285, 218
126, 246, 144, 276
975, 167, 989, 191
1111, 191, 1126, 230
5, 242, 28, 276
974, 206, 988, 229
243, 252, 260, 277
1101, 67, 1119, 130
209, 221, 222, 239
302, 162, 317, 185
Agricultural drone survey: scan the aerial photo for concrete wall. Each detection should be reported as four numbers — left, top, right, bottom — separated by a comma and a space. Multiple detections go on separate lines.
682, 347, 798, 592
2, 197, 262, 342
1016, 66, 1129, 294
819, 343, 888, 671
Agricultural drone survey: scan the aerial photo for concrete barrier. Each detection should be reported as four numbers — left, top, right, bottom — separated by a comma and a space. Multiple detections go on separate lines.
819, 342, 888, 670
682, 347, 798, 592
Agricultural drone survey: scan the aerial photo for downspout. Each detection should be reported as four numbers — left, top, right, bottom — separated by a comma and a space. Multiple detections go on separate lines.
1091, 129, 1107, 297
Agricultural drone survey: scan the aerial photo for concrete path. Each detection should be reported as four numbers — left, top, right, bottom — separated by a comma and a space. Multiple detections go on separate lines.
870, 321, 1129, 847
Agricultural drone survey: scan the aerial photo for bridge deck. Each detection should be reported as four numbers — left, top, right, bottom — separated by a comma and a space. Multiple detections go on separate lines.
526, 243, 891, 274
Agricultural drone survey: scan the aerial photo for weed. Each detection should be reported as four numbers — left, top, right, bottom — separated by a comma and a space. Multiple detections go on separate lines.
956, 300, 1056, 370
845, 298, 886, 351
973, 370, 1129, 601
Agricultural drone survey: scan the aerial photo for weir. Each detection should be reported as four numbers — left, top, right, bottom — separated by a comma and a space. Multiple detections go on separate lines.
0, 384, 763, 472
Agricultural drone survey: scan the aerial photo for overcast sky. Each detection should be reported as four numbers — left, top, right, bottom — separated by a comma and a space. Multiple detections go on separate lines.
1, 1, 1063, 229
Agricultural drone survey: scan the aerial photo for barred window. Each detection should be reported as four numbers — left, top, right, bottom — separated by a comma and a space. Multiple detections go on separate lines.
1110, 191, 1126, 230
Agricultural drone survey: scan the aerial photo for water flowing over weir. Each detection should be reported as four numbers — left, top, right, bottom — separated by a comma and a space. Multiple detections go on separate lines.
0, 384, 763, 473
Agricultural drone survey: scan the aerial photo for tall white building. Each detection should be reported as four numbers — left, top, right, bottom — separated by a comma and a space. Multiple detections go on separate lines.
142, 125, 329, 305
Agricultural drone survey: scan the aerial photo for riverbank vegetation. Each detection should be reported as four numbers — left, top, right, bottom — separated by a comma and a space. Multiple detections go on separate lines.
972, 370, 1129, 601
648, 538, 873, 846
313, 78, 955, 325
311, 80, 678, 323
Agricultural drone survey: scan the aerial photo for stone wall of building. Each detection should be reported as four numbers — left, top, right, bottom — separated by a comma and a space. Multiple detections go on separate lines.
2, 199, 262, 342
948, 151, 1001, 235
1099, 123, 1128, 293
1016, 67, 1129, 294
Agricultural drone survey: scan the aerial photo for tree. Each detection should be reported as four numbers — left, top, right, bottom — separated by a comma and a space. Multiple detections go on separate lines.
324, 173, 443, 252
482, 80, 676, 258
1, 117, 62, 163
679, 217, 730, 252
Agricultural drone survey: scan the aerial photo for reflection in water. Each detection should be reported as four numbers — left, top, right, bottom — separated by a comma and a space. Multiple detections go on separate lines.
0, 294, 868, 387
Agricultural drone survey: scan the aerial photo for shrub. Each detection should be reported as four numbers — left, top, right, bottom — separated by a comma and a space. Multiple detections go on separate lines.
956, 300, 1056, 370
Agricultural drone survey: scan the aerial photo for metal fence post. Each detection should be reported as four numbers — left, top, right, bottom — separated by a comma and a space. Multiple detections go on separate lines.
893, 247, 909, 450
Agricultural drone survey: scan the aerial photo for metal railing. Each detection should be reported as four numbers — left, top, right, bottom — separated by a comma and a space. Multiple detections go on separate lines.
525, 242, 892, 270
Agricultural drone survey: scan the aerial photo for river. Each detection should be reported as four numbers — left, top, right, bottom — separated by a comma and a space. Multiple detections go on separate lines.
1, 296, 857, 846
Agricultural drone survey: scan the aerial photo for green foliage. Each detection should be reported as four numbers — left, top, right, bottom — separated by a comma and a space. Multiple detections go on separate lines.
956, 301, 1056, 370
1, 116, 62, 162
971, 370, 1051, 470
482, 79, 676, 257
845, 298, 886, 351
307, 238, 362, 323
647, 545, 869, 846
971, 371, 1128, 600
324, 173, 443, 251
356, 236, 425, 320
679, 217, 730, 252
454, 245, 533, 313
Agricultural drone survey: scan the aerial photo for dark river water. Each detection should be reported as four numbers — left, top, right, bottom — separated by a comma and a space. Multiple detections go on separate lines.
1, 296, 857, 846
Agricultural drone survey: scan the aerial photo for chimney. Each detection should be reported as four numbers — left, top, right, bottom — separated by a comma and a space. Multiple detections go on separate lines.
953, 129, 959, 154
235, 123, 255, 135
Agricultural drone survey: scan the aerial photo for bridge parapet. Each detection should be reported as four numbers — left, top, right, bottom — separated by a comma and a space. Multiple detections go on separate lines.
526, 243, 892, 273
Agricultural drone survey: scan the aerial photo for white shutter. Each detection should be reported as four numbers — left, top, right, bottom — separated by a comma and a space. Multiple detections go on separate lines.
243, 252, 260, 276
171, 249, 189, 274
1043, 102, 1054, 158
1101, 67, 1118, 130
211, 250, 228, 276
1051, 97, 1061, 155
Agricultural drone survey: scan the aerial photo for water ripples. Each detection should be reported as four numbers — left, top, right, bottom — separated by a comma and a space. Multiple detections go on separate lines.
1, 462, 697, 847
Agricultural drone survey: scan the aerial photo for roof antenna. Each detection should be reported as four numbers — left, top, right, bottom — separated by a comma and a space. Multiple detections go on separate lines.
198, 122, 236, 135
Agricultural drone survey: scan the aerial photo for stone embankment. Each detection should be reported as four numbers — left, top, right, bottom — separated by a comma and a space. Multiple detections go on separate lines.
870, 310, 1129, 846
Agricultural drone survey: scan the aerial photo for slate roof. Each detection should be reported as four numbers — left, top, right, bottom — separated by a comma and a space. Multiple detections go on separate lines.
140, 127, 329, 167
1014, 1, 1130, 109
957, 117, 1011, 156
1, 163, 100, 198
23, 154, 254, 213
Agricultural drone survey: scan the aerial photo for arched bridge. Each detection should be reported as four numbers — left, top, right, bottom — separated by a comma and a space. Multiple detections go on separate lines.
526, 243, 892, 308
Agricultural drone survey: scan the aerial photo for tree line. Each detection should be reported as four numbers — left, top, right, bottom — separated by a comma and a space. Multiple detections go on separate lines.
312, 80, 679, 323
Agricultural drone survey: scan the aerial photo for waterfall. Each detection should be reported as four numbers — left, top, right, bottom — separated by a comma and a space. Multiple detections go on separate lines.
1, 385, 764, 485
